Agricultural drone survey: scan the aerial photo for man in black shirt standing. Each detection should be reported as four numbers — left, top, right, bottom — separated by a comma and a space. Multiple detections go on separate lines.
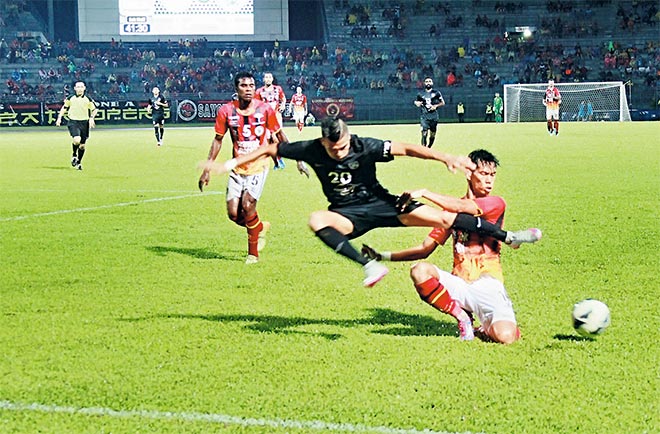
414, 77, 445, 148
147, 86, 168, 146
201, 117, 540, 287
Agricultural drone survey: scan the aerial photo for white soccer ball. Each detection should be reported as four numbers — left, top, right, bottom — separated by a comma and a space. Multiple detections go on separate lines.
572, 299, 611, 336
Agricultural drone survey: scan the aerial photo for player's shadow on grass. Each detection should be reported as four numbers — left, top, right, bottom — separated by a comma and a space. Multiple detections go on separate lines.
155, 308, 458, 340
147, 245, 243, 261
42, 166, 73, 171
552, 333, 596, 342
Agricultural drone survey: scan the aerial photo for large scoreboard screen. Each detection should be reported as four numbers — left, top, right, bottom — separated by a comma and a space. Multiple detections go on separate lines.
119, 0, 253, 36
78, 0, 288, 42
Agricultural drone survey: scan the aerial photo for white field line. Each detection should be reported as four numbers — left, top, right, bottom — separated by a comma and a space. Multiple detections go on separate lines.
0, 400, 481, 434
0, 192, 223, 222
7, 189, 208, 194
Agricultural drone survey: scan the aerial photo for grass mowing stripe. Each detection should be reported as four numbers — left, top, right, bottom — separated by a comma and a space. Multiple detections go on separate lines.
0, 192, 223, 222
0, 400, 481, 434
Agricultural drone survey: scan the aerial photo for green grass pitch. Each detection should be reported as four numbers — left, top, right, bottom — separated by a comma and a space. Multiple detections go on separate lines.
0, 121, 658, 434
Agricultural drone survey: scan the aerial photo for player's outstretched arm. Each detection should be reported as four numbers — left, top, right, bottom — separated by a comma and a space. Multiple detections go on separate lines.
200, 142, 279, 177
274, 128, 309, 178
362, 236, 439, 262
390, 141, 475, 174
198, 134, 226, 191
398, 189, 480, 215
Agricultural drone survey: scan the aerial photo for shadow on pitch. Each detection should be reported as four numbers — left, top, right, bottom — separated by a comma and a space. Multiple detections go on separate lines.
552, 333, 596, 342
155, 308, 458, 340
147, 245, 243, 261
42, 166, 73, 171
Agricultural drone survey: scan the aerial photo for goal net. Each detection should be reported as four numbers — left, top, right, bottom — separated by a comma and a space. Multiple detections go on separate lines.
504, 82, 631, 122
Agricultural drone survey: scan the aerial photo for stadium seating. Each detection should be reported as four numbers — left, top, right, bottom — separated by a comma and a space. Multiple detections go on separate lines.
1, 0, 658, 120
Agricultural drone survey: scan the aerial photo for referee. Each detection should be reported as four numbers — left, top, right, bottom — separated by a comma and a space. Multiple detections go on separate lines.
56, 81, 98, 170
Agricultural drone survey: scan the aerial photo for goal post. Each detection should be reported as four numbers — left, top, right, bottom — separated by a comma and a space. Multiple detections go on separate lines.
504, 82, 631, 122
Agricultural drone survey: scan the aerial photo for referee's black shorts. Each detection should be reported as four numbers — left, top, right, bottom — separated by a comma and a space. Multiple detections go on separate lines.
67, 120, 90, 144
331, 195, 423, 239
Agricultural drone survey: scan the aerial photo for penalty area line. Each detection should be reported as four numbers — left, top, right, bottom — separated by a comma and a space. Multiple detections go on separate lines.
0, 192, 223, 222
0, 400, 481, 434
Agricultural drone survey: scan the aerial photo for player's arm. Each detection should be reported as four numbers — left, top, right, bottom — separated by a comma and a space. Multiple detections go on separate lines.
202, 141, 279, 178
55, 101, 68, 126
279, 89, 286, 112
390, 141, 475, 174
274, 128, 309, 177
88, 103, 97, 128
398, 188, 480, 215
434, 96, 445, 110
414, 94, 423, 107
198, 133, 228, 191
160, 97, 169, 107
362, 236, 439, 262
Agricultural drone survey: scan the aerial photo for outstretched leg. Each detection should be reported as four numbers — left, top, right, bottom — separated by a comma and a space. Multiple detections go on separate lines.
309, 210, 388, 287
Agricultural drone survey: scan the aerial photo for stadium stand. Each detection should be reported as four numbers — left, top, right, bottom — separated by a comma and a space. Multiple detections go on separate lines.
1, 0, 658, 121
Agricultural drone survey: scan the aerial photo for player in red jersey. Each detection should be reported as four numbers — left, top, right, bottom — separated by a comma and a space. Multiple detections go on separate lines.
290, 86, 307, 133
198, 71, 307, 264
362, 149, 540, 343
255, 72, 287, 169
543, 79, 562, 135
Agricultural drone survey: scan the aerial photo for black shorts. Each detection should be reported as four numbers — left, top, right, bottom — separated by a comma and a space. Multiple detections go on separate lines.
420, 118, 438, 132
67, 120, 90, 144
331, 195, 423, 239
152, 112, 165, 125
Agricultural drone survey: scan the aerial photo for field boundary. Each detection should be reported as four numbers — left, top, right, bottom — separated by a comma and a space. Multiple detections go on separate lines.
0, 400, 480, 434
0, 192, 223, 222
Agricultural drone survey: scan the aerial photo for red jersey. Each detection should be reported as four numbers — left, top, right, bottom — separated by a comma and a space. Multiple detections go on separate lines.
428, 196, 506, 282
543, 87, 561, 110
255, 84, 286, 112
290, 93, 307, 112
215, 99, 281, 175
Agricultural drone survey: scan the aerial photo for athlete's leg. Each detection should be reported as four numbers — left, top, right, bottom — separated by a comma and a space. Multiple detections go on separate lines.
488, 321, 520, 344
428, 122, 437, 148
308, 210, 366, 265
240, 192, 263, 260
71, 138, 80, 166
399, 204, 540, 246
77, 142, 85, 164
308, 209, 388, 286
420, 128, 428, 147
226, 197, 245, 226
410, 262, 474, 340
69, 123, 82, 166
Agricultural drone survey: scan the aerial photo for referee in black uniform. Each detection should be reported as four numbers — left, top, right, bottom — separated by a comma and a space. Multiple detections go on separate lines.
56, 81, 98, 170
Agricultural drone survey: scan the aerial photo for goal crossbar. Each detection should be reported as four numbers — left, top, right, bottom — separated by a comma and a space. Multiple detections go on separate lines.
504, 81, 631, 123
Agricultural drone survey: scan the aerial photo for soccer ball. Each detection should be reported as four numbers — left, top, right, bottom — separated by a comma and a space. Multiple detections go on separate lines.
572, 299, 611, 336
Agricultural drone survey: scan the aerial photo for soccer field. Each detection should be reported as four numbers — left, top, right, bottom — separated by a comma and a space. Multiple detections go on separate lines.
0, 122, 658, 433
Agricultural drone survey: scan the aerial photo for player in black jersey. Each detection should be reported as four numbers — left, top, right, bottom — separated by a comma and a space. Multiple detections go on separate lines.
147, 86, 168, 146
202, 118, 540, 287
414, 77, 445, 148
